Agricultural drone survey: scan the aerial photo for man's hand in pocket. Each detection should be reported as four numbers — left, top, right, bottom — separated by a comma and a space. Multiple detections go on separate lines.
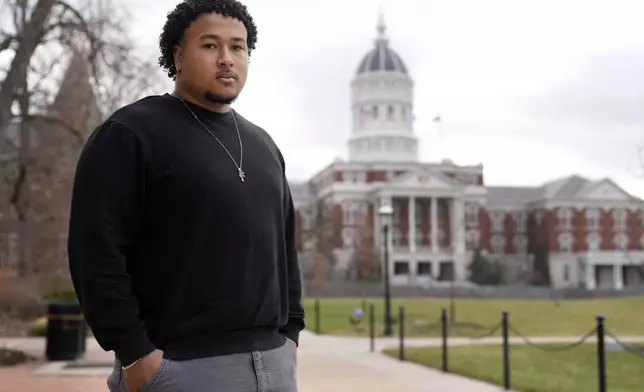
124, 349, 164, 392
285, 337, 297, 349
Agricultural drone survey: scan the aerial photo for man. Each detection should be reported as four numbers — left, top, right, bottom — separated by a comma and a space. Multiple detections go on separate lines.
67, 1, 305, 391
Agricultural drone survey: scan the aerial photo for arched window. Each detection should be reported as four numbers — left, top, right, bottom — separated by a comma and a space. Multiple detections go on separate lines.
491, 235, 505, 254
613, 233, 629, 250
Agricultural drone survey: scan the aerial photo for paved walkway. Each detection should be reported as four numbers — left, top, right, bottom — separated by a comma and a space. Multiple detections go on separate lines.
6, 331, 638, 392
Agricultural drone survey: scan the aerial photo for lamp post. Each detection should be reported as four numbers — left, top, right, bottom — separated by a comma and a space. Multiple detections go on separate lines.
378, 203, 394, 336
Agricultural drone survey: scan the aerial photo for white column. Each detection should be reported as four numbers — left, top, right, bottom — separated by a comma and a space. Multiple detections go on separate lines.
613, 264, 624, 290
450, 198, 457, 251
431, 197, 438, 253
451, 198, 466, 282
409, 197, 416, 253
454, 198, 465, 254
373, 200, 379, 247
585, 259, 596, 290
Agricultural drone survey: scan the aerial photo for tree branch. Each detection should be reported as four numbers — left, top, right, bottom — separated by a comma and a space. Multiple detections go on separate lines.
20, 113, 85, 143
0, 0, 56, 136
0, 30, 15, 52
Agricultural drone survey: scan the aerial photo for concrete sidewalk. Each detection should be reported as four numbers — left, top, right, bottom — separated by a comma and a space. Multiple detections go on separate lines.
299, 330, 514, 392
0, 331, 528, 392
4, 331, 642, 392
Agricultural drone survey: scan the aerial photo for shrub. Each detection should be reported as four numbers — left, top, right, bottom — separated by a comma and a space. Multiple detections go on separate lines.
42, 285, 78, 302
27, 316, 47, 337
0, 348, 33, 367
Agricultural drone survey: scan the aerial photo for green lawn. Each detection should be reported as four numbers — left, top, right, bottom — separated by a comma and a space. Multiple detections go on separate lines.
303, 297, 644, 337
383, 343, 644, 392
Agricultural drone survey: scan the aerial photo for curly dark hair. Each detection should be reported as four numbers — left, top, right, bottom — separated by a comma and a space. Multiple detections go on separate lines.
158, 0, 258, 80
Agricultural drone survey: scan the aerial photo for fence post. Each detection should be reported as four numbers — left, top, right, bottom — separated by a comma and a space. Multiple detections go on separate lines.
441, 307, 448, 372
369, 303, 375, 353
596, 315, 606, 392
314, 299, 320, 334
399, 305, 405, 361
502, 310, 510, 391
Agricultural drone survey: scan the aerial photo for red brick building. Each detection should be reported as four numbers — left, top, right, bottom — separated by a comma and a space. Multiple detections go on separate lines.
290, 16, 644, 290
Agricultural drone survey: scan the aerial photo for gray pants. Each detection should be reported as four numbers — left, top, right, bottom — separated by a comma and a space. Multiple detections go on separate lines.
107, 340, 297, 392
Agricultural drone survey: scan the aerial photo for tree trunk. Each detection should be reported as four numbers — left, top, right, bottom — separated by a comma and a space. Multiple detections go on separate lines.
16, 73, 31, 277
0, 0, 56, 134
0, 0, 55, 276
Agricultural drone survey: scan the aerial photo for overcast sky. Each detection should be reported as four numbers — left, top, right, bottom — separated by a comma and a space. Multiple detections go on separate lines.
118, 0, 644, 195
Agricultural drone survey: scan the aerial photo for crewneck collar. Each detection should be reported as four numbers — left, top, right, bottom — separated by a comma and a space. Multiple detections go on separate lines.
166, 93, 233, 122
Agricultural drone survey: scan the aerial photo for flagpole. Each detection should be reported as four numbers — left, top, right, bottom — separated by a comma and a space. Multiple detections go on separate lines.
433, 115, 442, 161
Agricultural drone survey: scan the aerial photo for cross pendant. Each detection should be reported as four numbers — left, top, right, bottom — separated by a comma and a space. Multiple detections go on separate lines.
238, 168, 246, 182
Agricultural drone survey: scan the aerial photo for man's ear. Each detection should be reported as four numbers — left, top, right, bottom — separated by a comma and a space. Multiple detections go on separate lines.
173, 45, 183, 73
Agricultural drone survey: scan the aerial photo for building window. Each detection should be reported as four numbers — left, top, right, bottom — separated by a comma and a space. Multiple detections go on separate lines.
558, 232, 574, 253
393, 202, 402, 225
393, 261, 409, 275
466, 230, 480, 250
342, 227, 357, 249
557, 208, 573, 229
491, 212, 505, 232
586, 233, 601, 252
534, 210, 544, 226
414, 231, 423, 246
372, 105, 379, 119
417, 261, 431, 276
612, 209, 627, 230
465, 203, 479, 226
387, 105, 395, 120
415, 205, 423, 227
392, 227, 403, 246
563, 264, 570, 283
301, 210, 314, 230
491, 235, 505, 254
438, 227, 447, 243
514, 212, 527, 233
513, 235, 528, 254
586, 209, 600, 230
343, 202, 368, 225
613, 233, 629, 250
342, 202, 357, 225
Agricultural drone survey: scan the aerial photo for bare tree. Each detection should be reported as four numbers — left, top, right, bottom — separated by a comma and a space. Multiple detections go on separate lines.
0, 0, 162, 278
348, 220, 381, 281
301, 198, 337, 293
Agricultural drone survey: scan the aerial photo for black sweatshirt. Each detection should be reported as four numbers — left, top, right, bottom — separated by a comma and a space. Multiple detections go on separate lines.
67, 94, 305, 367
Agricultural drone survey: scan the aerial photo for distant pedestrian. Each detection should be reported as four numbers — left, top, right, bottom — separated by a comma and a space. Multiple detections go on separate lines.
67, 1, 304, 391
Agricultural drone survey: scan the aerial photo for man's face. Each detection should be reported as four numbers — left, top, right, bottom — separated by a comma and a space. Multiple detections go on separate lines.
173, 12, 249, 104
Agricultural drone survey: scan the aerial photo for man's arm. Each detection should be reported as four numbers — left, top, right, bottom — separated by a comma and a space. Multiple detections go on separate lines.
277, 160, 306, 346
68, 120, 155, 367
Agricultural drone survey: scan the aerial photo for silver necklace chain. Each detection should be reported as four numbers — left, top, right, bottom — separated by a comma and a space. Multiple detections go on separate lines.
177, 96, 246, 182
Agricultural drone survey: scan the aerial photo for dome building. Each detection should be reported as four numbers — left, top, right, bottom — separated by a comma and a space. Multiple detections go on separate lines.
348, 13, 418, 162
289, 13, 644, 292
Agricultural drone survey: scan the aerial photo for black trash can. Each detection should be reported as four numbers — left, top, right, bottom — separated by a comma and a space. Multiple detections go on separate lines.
45, 301, 86, 361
